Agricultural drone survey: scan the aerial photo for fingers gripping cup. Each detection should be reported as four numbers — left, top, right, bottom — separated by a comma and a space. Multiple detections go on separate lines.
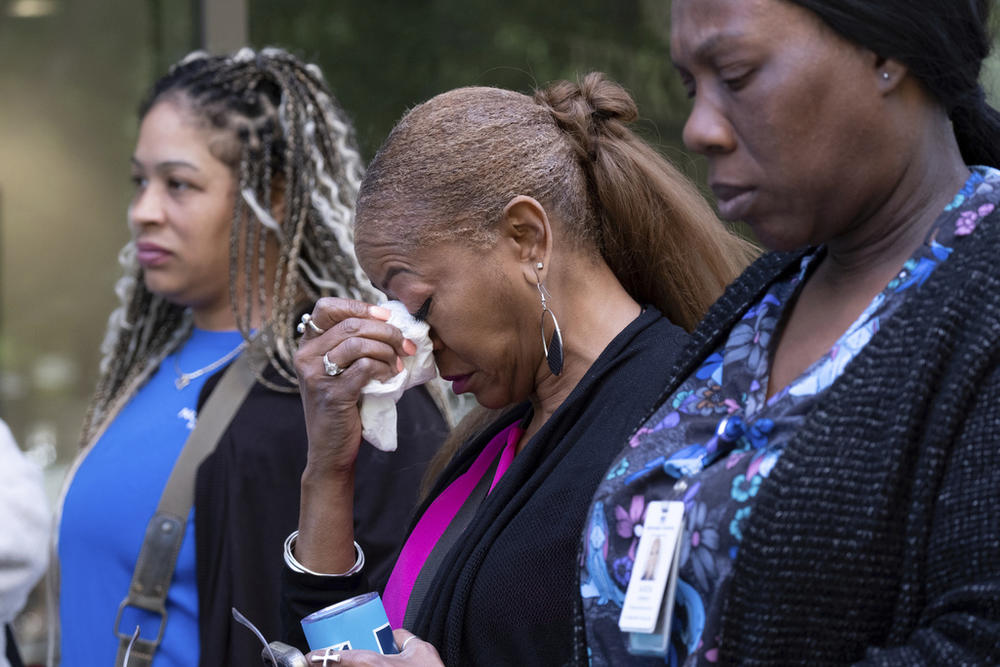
301, 592, 398, 655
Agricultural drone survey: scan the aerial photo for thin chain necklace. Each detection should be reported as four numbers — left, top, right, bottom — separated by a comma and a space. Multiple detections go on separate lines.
173, 340, 247, 390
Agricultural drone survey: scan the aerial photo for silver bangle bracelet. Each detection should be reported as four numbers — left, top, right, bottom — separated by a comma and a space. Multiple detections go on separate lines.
283, 530, 365, 577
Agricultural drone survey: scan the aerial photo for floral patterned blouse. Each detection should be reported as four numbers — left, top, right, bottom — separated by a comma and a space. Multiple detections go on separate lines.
580, 166, 1000, 666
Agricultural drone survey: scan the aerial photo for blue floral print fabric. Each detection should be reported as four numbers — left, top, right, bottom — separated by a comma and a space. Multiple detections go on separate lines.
580, 166, 1000, 666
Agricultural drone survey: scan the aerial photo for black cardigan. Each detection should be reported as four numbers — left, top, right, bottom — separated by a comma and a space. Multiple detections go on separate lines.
581, 214, 1000, 664
194, 368, 448, 666
283, 308, 689, 665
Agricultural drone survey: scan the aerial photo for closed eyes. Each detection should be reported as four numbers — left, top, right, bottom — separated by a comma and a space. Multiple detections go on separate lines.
412, 297, 431, 322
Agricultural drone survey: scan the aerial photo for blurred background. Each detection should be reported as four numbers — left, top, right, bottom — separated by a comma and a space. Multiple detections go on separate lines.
2, 0, 1000, 663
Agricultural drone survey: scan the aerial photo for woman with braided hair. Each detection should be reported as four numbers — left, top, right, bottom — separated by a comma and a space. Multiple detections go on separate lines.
55, 47, 447, 666
281, 72, 756, 665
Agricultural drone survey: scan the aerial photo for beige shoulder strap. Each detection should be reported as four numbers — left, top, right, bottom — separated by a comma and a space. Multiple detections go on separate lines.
113, 352, 263, 666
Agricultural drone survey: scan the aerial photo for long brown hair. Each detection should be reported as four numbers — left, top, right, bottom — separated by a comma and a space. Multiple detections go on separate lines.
358, 71, 755, 332
370, 73, 758, 495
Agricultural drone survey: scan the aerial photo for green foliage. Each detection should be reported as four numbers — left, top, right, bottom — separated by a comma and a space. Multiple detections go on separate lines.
249, 0, 694, 163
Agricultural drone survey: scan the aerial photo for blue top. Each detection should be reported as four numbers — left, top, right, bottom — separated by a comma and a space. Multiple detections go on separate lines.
582, 166, 1000, 665
59, 327, 245, 666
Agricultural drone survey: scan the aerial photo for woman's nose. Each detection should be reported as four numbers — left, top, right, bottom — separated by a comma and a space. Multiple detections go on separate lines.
682, 93, 736, 156
128, 183, 165, 230
429, 328, 444, 353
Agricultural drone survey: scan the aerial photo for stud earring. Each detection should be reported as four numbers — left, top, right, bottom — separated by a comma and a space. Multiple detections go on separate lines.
882, 72, 890, 81
534, 266, 563, 376
535, 261, 544, 270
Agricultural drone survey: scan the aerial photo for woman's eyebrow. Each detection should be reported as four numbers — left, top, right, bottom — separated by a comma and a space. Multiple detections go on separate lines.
381, 266, 414, 291
692, 31, 748, 62
131, 156, 201, 173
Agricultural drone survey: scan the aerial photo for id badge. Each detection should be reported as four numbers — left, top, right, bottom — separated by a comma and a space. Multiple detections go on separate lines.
617, 501, 684, 657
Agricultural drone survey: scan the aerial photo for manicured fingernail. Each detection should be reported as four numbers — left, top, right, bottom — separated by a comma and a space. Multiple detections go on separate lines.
397, 357, 405, 372
402, 339, 417, 355
369, 305, 390, 320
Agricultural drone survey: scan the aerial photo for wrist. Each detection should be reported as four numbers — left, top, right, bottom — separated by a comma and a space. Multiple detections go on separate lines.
297, 470, 357, 573
284, 531, 365, 577
301, 460, 356, 490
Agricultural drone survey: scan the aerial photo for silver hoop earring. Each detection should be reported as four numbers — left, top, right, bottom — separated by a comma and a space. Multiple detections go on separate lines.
534, 269, 563, 376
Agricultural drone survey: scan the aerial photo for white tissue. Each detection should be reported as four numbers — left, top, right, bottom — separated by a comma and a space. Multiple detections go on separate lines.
360, 300, 438, 451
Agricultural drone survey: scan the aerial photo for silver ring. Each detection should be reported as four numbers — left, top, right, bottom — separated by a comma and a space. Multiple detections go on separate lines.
400, 635, 418, 652
297, 313, 324, 335
323, 351, 345, 377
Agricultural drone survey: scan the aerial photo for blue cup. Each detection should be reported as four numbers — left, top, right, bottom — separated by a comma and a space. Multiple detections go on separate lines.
301, 592, 398, 655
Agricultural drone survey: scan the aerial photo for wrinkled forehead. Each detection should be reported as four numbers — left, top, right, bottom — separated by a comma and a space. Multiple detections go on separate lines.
354, 220, 397, 261
670, 0, 787, 64
354, 219, 421, 278
354, 231, 460, 303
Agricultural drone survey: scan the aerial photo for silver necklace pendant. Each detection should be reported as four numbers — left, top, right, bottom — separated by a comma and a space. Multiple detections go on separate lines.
174, 340, 246, 391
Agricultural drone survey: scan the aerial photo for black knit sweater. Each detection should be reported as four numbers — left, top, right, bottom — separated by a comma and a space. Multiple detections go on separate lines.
583, 213, 1000, 664
284, 308, 689, 665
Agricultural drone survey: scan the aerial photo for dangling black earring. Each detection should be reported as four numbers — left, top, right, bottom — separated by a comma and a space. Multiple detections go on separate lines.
534, 262, 563, 375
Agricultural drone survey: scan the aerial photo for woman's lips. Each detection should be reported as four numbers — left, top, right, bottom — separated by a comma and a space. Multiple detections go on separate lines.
135, 241, 171, 267
711, 183, 756, 221
441, 373, 473, 394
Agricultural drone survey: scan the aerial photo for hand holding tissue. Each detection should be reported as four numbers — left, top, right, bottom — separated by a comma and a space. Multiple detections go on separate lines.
360, 301, 438, 451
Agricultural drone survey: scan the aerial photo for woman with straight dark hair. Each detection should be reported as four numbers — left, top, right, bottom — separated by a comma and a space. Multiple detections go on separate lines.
582, 0, 1000, 664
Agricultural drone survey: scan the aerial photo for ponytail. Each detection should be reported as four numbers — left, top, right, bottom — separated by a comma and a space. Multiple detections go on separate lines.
359, 73, 757, 333
787, 0, 1000, 168
535, 73, 757, 330
951, 86, 1000, 167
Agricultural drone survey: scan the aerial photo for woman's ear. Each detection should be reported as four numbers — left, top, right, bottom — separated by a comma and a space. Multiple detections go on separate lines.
498, 195, 552, 286
874, 55, 907, 94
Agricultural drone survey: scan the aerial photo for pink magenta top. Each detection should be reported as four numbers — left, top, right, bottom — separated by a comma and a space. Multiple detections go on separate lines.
382, 421, 522, 627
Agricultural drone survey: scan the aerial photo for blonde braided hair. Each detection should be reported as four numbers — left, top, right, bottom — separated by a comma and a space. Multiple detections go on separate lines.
81, 47, 379, 443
